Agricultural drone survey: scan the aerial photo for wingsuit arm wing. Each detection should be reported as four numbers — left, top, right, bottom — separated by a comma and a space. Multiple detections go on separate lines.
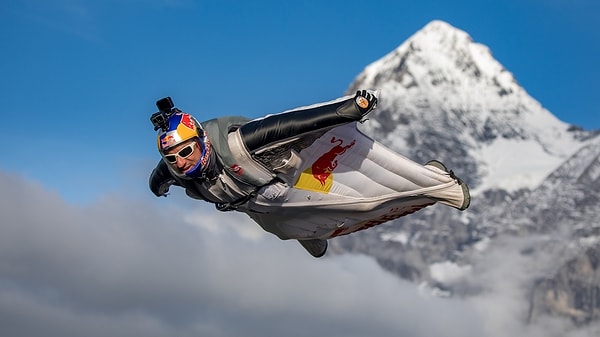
239, 90, 377, 154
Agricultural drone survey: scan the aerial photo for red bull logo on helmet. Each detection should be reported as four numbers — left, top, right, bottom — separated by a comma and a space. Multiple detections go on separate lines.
159, 133, 177, 150
157, 113, 198, 152
294, 136, 356, 193
180, 113, 195, 129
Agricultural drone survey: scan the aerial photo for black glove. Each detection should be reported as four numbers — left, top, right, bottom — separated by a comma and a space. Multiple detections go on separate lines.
335, 89, 378, 121
354, 90, 377, 115
155, 179, 174, 197
149, 161, 175, 197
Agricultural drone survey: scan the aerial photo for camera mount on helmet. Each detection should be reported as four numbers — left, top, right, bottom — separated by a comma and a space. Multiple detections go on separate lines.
151, 97, 182, 131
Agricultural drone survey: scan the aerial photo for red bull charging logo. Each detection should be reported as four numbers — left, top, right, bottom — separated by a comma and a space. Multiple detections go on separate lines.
294, 136, 356, 193
159, 134, 176, 150
180, 114, 195, 129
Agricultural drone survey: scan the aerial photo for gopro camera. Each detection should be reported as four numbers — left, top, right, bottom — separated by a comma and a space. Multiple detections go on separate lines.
151, 97, 178, 131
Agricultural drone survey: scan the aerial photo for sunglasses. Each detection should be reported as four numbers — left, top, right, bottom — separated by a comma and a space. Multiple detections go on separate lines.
164, 142, 197, 164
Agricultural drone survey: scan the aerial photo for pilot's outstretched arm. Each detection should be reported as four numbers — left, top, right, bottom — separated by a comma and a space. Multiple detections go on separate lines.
239, 90, 377, 154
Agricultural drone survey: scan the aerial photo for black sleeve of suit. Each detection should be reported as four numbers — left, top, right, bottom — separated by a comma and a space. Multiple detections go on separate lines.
239, 96, 364, 153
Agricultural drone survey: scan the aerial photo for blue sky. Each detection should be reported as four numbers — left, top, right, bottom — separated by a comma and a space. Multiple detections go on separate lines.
1, 0, 599, 202
2, 2, 600, 336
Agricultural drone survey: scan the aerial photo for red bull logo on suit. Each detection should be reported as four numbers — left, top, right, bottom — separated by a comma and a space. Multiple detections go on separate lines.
294, 136, 356, 193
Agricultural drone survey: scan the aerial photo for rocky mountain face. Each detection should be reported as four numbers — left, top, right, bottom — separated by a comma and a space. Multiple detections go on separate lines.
330, 20, 600, 326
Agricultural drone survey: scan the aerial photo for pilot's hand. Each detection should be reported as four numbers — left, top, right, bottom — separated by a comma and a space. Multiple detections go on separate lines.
354, 90, 377, 115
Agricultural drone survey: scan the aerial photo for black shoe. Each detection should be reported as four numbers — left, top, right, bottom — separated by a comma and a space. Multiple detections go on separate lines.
425, 159, 448, 172
425, 160, 471, 210
298, 239, 328, 258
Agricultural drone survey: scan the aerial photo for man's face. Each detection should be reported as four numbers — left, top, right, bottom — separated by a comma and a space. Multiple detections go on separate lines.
164, 139, 202, 174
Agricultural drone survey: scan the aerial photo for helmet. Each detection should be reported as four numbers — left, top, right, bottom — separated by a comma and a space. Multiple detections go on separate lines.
157, 113, 210, 178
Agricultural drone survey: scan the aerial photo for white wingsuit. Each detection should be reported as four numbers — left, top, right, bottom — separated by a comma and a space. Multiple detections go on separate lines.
149, 90, 470, 257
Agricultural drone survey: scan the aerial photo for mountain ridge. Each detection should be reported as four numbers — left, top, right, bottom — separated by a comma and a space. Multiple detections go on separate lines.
332, 20, 600, 328
347, 20, 592, 194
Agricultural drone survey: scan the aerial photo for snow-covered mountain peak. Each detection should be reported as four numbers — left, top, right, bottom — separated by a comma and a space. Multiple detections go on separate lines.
335, 21, 600, 329
357, 20, 529, 122
348, 20, 593, 193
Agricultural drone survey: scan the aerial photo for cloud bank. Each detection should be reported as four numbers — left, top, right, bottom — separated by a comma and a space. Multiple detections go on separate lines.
1, 170, 598, 337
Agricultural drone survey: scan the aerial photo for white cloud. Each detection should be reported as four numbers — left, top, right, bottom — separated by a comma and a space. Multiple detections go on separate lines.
429, 261, 472, 285
1, 169, 598, 337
